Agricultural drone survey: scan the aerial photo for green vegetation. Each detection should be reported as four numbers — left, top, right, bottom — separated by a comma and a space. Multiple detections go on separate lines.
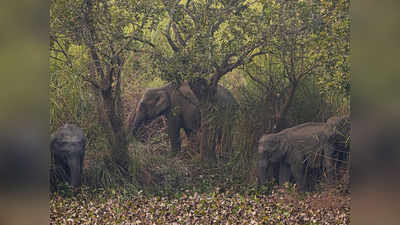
50, 0, 350, 224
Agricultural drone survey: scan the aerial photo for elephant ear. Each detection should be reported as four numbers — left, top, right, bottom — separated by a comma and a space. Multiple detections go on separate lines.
268, 135, 284, 162
179, 81, 200, 106
154, 89, 170, 115
259, 134, 282, 162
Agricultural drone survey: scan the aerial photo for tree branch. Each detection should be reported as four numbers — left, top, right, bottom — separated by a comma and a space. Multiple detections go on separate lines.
244, 69, 271, 92
163, 19, 180, 52
52, 37, 73, 67
83, 76, 101, 89
49, 55, 68, 64
183, 3, 197, 25
83, 0, 106, 81
114, 35, 155, 57
171, 22, 186, 47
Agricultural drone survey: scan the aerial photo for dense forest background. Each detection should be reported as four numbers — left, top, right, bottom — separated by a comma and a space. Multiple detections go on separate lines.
50, 0, 350, 223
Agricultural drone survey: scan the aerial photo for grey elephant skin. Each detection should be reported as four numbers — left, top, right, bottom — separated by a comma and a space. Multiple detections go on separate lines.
50, 124, 86, 188
257, 116, 350, 191
132, 81, 237, 154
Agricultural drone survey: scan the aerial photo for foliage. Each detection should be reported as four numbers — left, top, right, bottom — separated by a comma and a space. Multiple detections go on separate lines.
316, 0, 350, 98
240, 0, 350, 132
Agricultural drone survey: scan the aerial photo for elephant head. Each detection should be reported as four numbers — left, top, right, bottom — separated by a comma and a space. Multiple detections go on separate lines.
50, 124, 86, 188
258, 133, 285, 185
259, 133, 284, 162
132, 87, 171, 135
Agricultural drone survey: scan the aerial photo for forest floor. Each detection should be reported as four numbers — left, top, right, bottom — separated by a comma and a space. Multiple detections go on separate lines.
50, 183, 350, 224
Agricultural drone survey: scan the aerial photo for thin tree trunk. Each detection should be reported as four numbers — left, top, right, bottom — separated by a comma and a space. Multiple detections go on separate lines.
101, 83, 130, 175
89, 64, 130, 176
275, 81, 298, 132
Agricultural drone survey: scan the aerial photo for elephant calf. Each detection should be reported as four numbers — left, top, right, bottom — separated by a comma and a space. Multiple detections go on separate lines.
257, 116, 350, 191
50, 124, 86, 188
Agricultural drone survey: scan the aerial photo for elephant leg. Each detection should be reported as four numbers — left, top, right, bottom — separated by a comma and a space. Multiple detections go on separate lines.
323, 147, 336, 181
279, 161, 291, 186
184, 128, 201, 153
266, 162, 280, 184
55, 156, 69, 184
167, 116, 181, 155
291, 162, 307, 191
257, 159, 267, 185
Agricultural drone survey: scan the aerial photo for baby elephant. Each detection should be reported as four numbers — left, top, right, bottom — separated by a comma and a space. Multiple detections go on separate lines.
50, 124, 86, 188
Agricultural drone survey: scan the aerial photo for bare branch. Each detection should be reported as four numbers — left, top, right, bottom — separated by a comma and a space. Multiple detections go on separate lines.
163, 19, 180, 52
113, 35, 155, 58
185, 0, 192, 8
83, 76, 100, 89
182, 6, 198, 25
210, 18, 225, 36
244, 70, 270, 92
165, 6, 187, 48
297, 61, 320, 80
171, 22, 186, 47
52, 38, 73, 67
49, 55, 67, 64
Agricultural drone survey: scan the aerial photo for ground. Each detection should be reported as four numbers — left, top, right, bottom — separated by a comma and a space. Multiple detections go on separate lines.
50, 184, 350, 224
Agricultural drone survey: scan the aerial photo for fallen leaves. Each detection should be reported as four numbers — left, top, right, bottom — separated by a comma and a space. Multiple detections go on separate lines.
50, 186, 350, 224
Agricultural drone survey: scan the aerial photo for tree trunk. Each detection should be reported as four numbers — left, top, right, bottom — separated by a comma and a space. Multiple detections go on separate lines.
89, 76, 130, 177
274, 81, 298, 132
88, 55, 131, 176
189, 77, 219, 163
101, 85, 130, 175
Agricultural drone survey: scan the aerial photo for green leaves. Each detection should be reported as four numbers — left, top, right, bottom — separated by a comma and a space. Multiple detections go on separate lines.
150, 0, 274, 84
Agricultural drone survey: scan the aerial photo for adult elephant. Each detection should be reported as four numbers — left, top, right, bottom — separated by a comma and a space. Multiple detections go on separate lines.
258, 116, 349, 191
132, 81, 237, 155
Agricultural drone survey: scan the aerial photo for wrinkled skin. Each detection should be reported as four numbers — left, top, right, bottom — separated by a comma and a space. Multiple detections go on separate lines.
258, 116, 350, 192
50, 124, 86, 188
132, 81, 237, 155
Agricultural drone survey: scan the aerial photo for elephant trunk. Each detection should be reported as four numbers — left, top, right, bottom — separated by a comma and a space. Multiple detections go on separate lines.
132, 111, 146, 135
68, 157, 82, 188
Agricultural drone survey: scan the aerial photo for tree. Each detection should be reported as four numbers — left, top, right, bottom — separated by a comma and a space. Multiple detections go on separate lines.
317, 0, 350, 102
50, 0, 161, 175
151, 0, 274, 161
244, 0, 350, 132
